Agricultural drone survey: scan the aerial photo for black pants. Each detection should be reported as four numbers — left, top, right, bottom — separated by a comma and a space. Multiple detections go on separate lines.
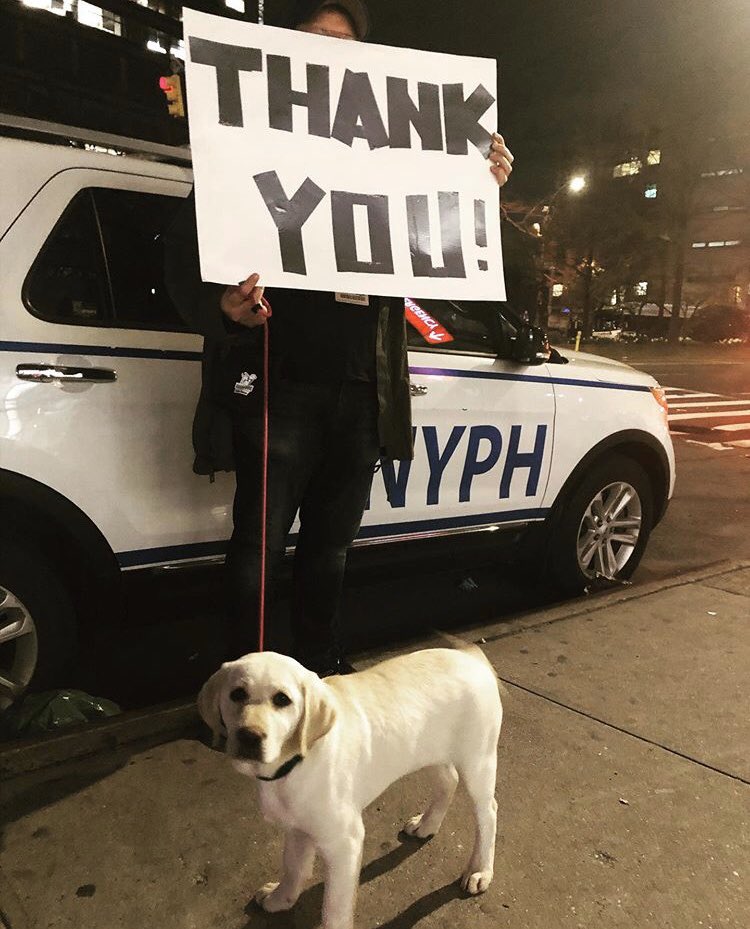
225, 379, 380, 661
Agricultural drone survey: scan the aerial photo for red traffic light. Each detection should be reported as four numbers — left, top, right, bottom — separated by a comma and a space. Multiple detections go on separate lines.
159, 74, 185, 118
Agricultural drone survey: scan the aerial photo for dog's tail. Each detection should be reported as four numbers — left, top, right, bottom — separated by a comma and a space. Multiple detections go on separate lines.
435, 632, 510, 699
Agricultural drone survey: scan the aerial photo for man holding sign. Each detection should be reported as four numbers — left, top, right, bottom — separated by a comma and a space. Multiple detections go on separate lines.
165, 0, 513, 673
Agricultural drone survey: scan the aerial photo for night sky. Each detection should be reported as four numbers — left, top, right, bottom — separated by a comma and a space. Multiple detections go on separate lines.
367, 0, 750, 198
262, 0, 748, 198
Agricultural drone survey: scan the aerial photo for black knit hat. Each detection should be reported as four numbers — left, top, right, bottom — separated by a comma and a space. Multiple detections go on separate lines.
290, 0, 370, 40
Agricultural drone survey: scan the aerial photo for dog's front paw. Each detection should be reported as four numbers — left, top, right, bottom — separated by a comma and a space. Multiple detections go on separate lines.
460, 869, 493, 895
402, 813, 435, 839
255, 881, 296, 912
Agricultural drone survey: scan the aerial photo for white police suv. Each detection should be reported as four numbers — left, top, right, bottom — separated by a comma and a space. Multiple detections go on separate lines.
0, 116, 675, 707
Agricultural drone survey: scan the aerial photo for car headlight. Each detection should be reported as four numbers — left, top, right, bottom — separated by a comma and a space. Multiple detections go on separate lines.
650, 386, 669, 421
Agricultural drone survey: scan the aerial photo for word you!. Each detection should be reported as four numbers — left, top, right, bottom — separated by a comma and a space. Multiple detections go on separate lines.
189, 39, 496, 278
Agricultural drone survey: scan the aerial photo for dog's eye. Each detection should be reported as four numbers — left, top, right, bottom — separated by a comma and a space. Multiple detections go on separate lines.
272, 692, 291, 708
230, 687, 248, 703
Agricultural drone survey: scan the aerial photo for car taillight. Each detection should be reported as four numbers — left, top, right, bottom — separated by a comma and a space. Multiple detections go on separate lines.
650, 386, 669, 418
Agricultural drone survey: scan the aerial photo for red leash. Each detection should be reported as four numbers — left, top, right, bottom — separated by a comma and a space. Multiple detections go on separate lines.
258, 304, 270, 652
256, 0, 268, 654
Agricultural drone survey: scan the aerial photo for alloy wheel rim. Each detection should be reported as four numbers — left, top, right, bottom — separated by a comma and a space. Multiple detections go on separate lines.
576, 481, 642, 581
0, 586, 38, 710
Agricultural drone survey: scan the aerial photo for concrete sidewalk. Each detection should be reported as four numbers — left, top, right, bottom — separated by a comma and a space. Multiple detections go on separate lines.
1, 563, 748, 929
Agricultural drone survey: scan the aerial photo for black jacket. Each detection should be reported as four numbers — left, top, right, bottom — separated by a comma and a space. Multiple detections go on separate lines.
163, 195, 414, 474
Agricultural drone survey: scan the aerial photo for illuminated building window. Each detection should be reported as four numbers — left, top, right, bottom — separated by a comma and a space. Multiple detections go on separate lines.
225, 0, 246, 11
701, 168, 743, 178
645, 184, 658, 199
610, 290, 618, 305
79, 1, 120, 33
147, 34, 167, 53
22, 0, 67, 11
712, 205, 745, 212
552, 283, 564, 297
707, 240, 742, 248
635, 281, 648, 296
647, 149, 661, 165
170, 39, 185, 59
691, 242, 707, 248
613, 159, 642, 178
22, 0, 120, 32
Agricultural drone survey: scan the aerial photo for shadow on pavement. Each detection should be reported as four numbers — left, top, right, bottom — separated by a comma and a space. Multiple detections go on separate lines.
0, 753, 125, 852
375, 881, 465, 929
240, 833, 446, 929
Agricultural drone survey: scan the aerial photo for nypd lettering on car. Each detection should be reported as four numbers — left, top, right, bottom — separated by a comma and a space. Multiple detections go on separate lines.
371, 422, 548, 510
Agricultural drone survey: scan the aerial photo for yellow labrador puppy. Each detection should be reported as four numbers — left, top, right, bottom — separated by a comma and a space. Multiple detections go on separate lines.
198, 646, 502, 929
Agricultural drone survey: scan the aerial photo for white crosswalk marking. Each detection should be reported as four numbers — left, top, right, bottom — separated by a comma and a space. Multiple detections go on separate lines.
664, 386, 750, 449
664, 390, 720, 399
669, 408, 750, 421
715, 421, 750, 432
668, 399, 750, 408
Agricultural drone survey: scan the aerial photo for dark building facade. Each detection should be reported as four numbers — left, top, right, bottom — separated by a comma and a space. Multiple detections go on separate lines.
0, 0, 272, 143
686, 134, 749, 311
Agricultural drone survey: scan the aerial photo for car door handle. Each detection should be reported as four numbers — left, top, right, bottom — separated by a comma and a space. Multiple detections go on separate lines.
410, 384, 428, 396
16, 363, 117, 383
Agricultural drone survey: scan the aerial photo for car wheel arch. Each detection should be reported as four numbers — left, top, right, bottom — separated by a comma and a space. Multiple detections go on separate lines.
0, 469, 123, 629
548, 430, 670, 527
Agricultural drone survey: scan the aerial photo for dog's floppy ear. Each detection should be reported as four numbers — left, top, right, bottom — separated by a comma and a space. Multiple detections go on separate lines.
197, 665, 228, 748
293, 675, 337, 757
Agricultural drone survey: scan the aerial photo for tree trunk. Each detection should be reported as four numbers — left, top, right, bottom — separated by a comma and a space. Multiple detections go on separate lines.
581, 252, 594, 339
657, 247, 668, 318
669, 230, 687, 344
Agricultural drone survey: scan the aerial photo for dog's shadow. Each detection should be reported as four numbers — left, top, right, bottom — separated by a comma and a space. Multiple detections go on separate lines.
242, 832, 463, 929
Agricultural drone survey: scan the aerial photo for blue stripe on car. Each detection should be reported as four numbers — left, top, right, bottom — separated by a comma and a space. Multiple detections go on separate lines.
1, 340, 651, 392
116, 507, 551, 567
0, 339, 202, 362
409, 365, 652, 392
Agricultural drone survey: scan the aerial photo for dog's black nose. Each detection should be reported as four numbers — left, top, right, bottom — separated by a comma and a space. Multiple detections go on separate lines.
235, 727, 266, 760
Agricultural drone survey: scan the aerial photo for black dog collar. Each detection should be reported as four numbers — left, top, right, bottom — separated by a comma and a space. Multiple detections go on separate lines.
256, 754, 304, 782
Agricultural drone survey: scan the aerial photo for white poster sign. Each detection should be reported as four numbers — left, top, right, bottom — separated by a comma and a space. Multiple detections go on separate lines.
183, 9, 505, 300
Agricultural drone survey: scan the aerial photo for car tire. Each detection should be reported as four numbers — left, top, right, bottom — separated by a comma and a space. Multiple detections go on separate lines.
0, 540, 78, 710
545, 454, 654, 596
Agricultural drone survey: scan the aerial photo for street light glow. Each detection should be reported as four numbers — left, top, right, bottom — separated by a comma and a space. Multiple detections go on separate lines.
569, 175, 587, 193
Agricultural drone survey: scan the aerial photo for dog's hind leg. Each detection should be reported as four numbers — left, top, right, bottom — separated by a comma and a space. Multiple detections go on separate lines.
457, 757, 497, 895
255, 828, 316, 912
403, 764, 459, 839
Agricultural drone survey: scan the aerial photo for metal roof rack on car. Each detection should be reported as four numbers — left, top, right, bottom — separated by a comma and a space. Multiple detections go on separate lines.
0, 113, 192, 167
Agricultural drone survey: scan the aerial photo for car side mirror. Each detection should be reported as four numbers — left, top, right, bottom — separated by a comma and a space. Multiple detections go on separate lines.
508, 323, 551, 366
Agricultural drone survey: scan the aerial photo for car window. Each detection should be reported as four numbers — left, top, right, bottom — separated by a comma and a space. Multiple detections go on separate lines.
24, 187, 186, 332
24, 190, 110, 325
404, 298, 497, 354
92, 188, 186, 331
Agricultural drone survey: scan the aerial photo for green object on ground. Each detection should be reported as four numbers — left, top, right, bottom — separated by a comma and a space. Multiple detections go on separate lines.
2, 690, 121, 738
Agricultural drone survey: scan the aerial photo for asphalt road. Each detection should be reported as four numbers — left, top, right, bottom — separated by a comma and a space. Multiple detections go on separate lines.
588, 340, 750, 395
72, 343, 750, 713
597, 343, 750, 584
